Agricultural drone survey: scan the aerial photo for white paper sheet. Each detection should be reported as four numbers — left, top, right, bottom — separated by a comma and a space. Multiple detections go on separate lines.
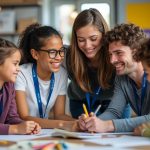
0, 129, 146, 150
52, 128, 133, 139
84, 135, 150, 147
0, 129, 54, 142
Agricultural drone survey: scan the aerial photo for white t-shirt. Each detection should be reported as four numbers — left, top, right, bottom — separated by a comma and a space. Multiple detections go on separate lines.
15, 63, 68, 118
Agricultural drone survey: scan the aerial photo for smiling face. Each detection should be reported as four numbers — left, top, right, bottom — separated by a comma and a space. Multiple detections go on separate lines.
0, 50, 21, 86
109, 41, 139, 75
35, 35, 64, 76
76, 24, 102, 60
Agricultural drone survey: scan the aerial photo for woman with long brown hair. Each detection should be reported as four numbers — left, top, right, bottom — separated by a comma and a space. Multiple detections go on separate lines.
66, 8, 130, 119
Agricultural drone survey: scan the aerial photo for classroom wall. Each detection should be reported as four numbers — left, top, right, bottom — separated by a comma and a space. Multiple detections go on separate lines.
117, 0, 150, 36
117, 0, 150, 24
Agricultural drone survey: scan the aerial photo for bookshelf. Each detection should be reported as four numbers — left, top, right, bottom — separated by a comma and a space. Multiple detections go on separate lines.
0, 0, 43, 44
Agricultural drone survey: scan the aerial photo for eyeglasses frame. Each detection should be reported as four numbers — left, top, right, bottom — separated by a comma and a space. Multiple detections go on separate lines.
38, 47, 66, 59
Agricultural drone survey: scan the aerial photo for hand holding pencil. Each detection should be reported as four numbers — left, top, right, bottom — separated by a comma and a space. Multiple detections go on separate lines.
83, 103, 101, 117
78, 104, 102, 132
78, 104, 89, 131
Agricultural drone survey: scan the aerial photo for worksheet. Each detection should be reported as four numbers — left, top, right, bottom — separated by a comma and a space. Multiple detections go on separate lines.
52, 128, 133, 139
0, 129, 54, 142
84, 135, 150, 147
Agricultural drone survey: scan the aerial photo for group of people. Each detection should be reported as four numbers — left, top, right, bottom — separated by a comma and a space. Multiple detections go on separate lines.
0, 8, 150, 137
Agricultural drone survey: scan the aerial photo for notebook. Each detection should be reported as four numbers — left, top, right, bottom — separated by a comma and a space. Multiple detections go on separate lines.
52, 129, 103, 139
52, 128, 133, 139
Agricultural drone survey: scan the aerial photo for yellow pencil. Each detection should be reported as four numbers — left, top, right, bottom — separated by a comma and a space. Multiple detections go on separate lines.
56, 143, 62, 150
83, 104, 94, 134
82, 103, 89, 117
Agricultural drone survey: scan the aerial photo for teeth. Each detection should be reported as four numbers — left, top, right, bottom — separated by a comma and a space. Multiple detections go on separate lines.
116, 65, 122, 68
114, 63, 124, 70
86, 50, 94, 53
51, 62, 60, 67
114, 63, 123, 67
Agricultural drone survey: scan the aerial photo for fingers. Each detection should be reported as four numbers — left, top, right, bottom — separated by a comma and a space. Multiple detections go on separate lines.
71, 121, 82, 132
84, 116, 97, 132
89, 112, 95, 117
78, 113, 95, 131
16, 121, 41, 135
26, 122, 36, 134
25, 121, 41, 134
134, 123, 148, 136
87, 125, 95, 132
35, 123, 41, 133
78, 114, 87, 131
78, 114, 86, 122
32, 123, 41, 134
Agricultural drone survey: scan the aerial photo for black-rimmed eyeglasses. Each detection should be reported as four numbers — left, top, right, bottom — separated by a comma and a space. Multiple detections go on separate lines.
39, 47, 66, 59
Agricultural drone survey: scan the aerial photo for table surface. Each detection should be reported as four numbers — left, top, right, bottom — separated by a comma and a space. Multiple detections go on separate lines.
0, 129, 150, 150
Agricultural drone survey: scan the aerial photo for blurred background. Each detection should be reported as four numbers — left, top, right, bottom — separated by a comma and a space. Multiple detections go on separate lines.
0, 0, 150, 45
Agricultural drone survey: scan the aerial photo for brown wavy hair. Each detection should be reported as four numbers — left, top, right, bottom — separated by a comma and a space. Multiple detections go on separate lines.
67, 8, 114, 92
104, 23, 146, 59
134, 38, 150, 66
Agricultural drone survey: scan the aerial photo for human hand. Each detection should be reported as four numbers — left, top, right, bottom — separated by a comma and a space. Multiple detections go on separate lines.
31, 122, 41, 134
78, 114, 87, 131
83, 113, 114, 133
134, 123, 150, 137
9, 121, 41, 135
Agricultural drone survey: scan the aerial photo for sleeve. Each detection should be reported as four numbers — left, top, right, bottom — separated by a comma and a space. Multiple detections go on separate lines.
100, 76, 150, 132
15, 70, 27, 91
58, 68, 68, 95
0, 124, 9, 135
113, 115, 150, 132
5, 84, 22, 125
99, 76, 127, 120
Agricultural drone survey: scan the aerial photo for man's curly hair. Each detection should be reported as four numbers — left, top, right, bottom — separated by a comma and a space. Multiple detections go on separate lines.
104, 23, 146, 54
134, 38, 150, 67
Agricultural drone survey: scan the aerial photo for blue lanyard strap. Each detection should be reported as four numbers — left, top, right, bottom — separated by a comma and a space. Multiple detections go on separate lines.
131, 72, 147, 116
32, 63, 55, 118
85, 87, 101, 112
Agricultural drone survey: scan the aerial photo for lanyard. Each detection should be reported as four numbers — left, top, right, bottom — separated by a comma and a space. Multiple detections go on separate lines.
85, 87, 101, 112
0, 100, 3, 117
32, 63, 55, 118
131, 72, 147, 116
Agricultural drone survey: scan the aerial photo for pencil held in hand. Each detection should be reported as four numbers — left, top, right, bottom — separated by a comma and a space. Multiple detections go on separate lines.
94, 105, 101, 115
82, 103, 89, 117
82, 104, 95, 134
